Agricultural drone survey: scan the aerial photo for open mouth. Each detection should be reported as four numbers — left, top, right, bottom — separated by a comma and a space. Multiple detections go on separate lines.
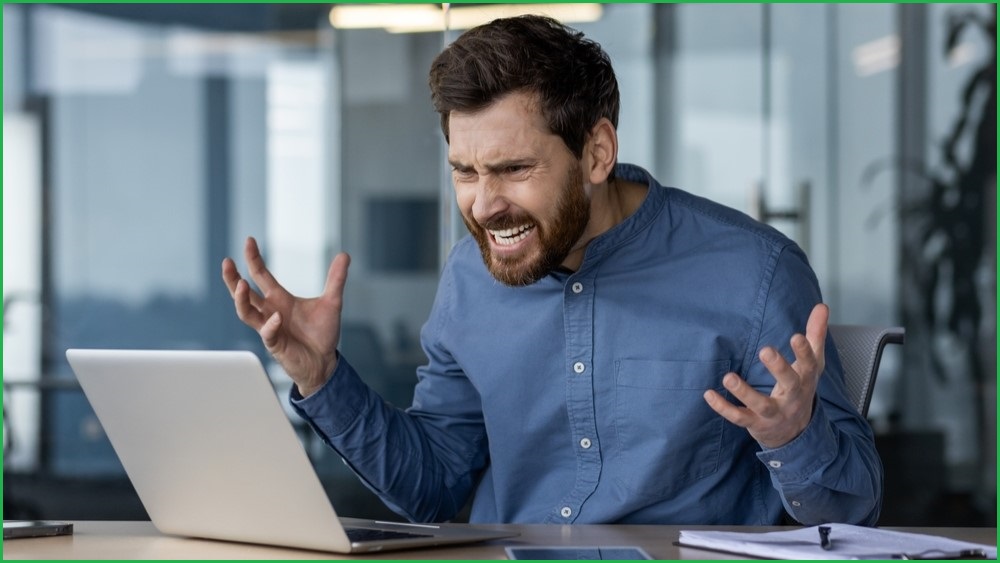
489, 223, 535, 246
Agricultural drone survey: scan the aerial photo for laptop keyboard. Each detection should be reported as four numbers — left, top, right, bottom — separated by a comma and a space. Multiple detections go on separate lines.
345, 527, 434, 543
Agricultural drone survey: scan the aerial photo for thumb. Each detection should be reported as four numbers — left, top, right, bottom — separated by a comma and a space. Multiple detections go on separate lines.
323, 253, 351, 303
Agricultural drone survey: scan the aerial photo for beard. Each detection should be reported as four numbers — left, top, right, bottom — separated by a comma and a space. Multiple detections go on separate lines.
462, 163, 591, 287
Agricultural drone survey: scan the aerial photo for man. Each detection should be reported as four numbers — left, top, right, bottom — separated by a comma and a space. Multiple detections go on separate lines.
222, 15, 882, 526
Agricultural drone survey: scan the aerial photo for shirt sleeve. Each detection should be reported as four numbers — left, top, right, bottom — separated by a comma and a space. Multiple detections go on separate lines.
747, 243, 883, 526
289, 260, 489, 523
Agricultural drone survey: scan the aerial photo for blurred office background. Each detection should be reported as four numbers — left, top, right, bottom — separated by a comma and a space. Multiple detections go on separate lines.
3, 3, 995, 526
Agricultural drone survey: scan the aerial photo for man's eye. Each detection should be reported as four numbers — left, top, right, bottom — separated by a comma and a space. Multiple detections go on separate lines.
505, 165, 527, 174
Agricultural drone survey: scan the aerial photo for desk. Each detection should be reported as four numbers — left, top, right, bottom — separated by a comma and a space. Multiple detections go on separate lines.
2, 522, 995, 560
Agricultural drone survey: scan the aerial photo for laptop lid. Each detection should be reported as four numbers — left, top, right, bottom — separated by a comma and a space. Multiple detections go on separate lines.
65, 348, 515, 554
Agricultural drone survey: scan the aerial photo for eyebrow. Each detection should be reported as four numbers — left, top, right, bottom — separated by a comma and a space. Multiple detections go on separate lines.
448, 158, 537, 174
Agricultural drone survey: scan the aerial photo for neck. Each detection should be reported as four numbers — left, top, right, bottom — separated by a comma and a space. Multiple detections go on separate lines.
560, 177, 648, 271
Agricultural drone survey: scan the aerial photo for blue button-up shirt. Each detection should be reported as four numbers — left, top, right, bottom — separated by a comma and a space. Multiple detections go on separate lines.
292, 163, 882, 526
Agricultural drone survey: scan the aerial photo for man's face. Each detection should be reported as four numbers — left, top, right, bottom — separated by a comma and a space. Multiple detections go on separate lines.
448, 92, 591, 286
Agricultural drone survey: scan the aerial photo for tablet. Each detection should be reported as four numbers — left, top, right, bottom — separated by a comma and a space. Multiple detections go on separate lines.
505, 546, 652, 560
3, 520, 74, 540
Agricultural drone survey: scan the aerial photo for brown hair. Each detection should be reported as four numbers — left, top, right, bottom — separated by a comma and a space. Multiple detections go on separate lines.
428, 15, 620, 160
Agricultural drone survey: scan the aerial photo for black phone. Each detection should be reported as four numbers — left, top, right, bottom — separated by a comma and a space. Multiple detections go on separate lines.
505, 546, 652, 560
3, 520, 74, 540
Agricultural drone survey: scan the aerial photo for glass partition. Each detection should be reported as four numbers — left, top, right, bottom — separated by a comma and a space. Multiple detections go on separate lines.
2, 2, 993, 526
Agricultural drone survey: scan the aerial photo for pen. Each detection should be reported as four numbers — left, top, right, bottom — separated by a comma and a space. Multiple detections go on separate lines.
818, 526, 832, 550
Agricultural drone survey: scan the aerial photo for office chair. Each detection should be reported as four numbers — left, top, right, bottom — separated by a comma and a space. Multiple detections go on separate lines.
828, 324, 905, 417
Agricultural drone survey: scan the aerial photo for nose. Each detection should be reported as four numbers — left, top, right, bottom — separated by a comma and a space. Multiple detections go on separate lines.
471, 176, 508, 224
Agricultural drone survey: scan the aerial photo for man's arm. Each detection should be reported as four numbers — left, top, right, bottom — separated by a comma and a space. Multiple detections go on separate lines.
223, 237, 487, 523
289, 257, 490, 524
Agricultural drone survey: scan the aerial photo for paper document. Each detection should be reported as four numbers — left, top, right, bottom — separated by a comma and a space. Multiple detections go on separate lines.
677, 523, 997, 560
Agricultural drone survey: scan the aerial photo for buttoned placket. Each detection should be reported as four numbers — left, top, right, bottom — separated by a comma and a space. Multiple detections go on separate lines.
548, 273, 602, 523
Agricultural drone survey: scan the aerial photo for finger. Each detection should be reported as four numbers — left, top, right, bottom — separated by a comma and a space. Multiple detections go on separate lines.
322, 253, 351, 306
223, 257, 265, 311
233, 279, 267, 328
244, 237, 285, 296
703, 389, 755, 428
221, 257, 240, 295
721, 372, 778, 418
759, 346, 802, 393
789, 332, 820, 381
259, 311, 282, 349
804, 303, 829, 370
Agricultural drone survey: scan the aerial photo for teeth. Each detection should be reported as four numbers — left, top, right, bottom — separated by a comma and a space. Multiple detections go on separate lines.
489, 224, 533, 245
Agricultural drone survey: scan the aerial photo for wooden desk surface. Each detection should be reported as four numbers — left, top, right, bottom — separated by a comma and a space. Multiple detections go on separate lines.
2, 521, 996, 560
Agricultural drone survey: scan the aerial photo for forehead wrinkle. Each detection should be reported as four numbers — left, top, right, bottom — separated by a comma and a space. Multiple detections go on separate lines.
447, 92, 554, 169
449, 123, 543, 166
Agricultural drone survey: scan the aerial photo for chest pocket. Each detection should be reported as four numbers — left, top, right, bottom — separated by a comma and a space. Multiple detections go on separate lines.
613, 359, 729, 499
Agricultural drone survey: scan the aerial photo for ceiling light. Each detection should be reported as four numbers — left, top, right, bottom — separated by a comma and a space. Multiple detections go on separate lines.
329, 4, 603, 34
329, 4, 443, 31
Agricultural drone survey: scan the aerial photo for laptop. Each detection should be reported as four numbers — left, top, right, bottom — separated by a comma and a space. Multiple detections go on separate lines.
65, 348, 516, 554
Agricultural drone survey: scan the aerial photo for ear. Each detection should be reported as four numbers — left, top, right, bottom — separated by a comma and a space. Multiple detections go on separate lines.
583, 118, 618, 185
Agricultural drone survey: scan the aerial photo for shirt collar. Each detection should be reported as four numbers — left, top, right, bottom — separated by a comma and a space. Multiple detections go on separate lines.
573, 163, 667, 271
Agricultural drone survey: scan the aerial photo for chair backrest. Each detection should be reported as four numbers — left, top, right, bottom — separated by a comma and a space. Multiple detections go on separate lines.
828, 324, 905, 417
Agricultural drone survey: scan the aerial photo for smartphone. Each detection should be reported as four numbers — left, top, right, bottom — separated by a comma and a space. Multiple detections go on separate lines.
3, 520, 74, 540
505, 546, 652, 560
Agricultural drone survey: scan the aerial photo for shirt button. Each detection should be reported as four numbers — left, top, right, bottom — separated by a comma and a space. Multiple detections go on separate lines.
571, 282, 584, 294
769, 460, 783, 468
573, 362, 586, 374
580, 438, 592, 449
791, 500, 801, 507
560, 507, 573, 518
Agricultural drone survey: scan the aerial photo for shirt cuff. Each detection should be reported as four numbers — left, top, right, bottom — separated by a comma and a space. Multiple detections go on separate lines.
289, 354, 369, 437
755, 403, 838, 484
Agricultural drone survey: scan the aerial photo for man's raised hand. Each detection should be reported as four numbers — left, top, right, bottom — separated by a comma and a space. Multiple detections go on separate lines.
221, 236, 351, 397
703, 303, 829, 449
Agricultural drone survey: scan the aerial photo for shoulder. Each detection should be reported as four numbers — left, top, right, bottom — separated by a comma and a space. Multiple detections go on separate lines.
615, 162, 793, 253
665, 187, 793, 251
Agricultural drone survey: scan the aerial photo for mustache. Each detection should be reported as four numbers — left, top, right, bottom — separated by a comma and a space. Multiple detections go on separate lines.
480, 213, 535, 231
